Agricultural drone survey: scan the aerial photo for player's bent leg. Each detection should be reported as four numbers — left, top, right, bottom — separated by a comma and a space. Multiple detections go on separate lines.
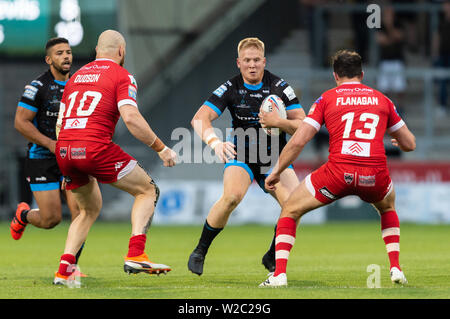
188, 165, 252, 276
111, 164, 171, 275
372, 188, 407, 284
260, 181, 325, 287
207, 165, 252, 228
29, 189, 63, 229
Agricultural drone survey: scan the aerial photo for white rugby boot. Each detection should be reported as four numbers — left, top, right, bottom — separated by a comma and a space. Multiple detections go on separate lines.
390, 267, 408, 284
259, 272, 287, 287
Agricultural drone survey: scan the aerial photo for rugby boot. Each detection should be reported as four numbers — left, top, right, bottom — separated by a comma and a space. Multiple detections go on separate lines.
124, 253, 171, 275
10, 202, 30, 240
390, 267, 408, 284
261, 250, 276, 273
188, 248, 206, 276
53, 272, 82, 288
259, 272, 287, 287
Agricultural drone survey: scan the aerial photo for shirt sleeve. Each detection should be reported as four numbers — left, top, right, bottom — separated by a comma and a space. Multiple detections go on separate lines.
18, 80, 42, 112
303, 95, 325, 131
272, 79, 302, 111
203, 81, 232, 116
386, 97, 405, 133
117, 70, 138, 109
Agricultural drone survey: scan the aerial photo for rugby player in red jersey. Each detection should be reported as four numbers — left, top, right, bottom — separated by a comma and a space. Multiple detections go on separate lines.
259, 50, 416, 287
53, 30, 177, 285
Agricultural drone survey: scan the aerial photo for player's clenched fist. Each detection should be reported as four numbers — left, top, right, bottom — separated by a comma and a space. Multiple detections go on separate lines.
265, 172, 280, 191
158, 147, 178, 167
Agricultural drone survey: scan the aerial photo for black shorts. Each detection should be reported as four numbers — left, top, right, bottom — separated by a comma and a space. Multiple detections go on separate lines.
24, 158, 62, 192
224, 160, 294, 193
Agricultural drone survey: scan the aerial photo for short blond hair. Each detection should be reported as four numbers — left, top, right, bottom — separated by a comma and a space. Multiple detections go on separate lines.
237, 37, 265, 56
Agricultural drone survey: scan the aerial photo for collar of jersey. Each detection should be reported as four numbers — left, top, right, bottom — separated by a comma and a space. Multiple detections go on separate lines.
244, 82, 263, 90
339, 81, 361, 85
95, 58, 115, 63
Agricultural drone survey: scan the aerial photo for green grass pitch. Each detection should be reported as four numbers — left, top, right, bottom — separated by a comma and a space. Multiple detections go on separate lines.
0, 221, 449, 299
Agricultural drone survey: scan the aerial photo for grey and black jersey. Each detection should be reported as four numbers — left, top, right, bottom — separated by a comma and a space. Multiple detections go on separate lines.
18, 70, 68, 159
204, 70, 302, 165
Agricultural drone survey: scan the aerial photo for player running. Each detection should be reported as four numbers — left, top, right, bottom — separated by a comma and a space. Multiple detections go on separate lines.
188, 37, 305, 275
12, 37, 85, 263
53, 30, 177, 286
259, 50, 416, 287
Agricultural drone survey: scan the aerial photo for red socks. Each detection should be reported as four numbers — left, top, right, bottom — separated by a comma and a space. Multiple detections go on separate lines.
127, 234, 147, 257
58, 254, 76, 276
381, 210, 401, 270
274, 217, 297, 276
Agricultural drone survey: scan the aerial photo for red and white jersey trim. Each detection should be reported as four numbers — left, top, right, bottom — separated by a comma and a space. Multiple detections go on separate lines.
118, 99, 138, 109
303, 117, 321, 131
387, 119, 405, 133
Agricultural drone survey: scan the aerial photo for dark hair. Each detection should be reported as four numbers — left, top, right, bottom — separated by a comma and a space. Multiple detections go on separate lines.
331, 49, 363, 79
45, 37, 69, 54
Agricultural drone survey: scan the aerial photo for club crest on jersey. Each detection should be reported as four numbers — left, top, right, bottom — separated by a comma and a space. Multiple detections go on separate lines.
344, 173, 354, 184
60, 147, 67, 159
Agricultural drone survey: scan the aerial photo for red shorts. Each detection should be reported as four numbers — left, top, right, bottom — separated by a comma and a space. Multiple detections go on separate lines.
305, 161, 393, 204
56, 140, 137, 190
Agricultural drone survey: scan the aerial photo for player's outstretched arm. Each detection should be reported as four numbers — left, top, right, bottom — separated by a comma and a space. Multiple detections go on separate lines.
15, 107, 56, 153
389, 125, 416, 152
191, 105, 236, 162
120, 104, 177, 167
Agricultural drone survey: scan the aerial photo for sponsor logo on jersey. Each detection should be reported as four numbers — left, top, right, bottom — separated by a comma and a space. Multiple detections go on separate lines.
250, 93, 263, 98
30, 80, 43, 87
341, 140, 371, 157
60, 147, 67, 159
335, 87, 374, 94
319, 186, 337, 200
64, 118, 88, 129
46, 110, 59, 117
283, 86, 296, 101
36, 176, 47, 182
115, 161, 125, 171
74, 74, 101, 83
358, 175, 376, 187
71, 147, 86, 159
213, 84, 228, 98
275, 79, 287, 87
344, 172, 354, 184
23, 85, 38, 100
336, 96, 378, 106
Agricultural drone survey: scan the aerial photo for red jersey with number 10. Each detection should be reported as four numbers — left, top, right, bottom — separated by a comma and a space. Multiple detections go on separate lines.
57, 58, 138, 144
304, 82, 404, 167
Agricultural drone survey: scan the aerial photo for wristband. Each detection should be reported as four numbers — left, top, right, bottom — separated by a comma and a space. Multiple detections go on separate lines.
205, 133, 219, 145
209, 139, 221, 150
150, 137, 165, 152
158, 146, 169, 154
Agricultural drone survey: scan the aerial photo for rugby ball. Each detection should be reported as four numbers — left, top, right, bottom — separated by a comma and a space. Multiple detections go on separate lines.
260, 94, 287, 136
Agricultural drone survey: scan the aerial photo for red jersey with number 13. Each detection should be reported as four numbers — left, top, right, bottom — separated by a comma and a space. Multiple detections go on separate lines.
304, 82, 404, 167
57, 58, 138, 144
